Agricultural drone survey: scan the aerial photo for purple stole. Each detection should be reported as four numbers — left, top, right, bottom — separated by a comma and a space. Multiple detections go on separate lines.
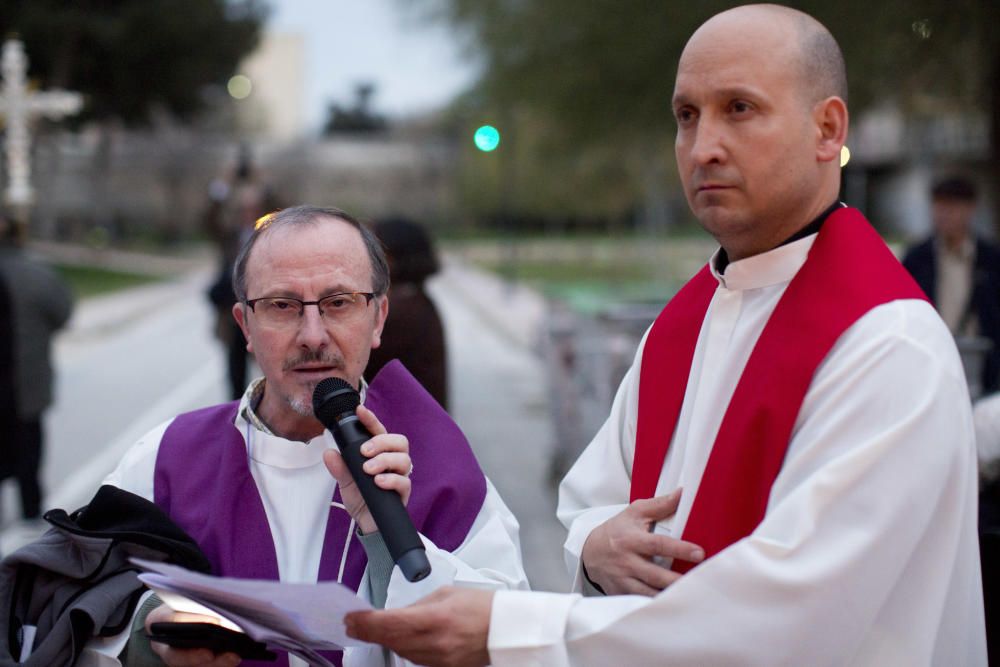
154, 360, 487, 667
630, 208, 928, 573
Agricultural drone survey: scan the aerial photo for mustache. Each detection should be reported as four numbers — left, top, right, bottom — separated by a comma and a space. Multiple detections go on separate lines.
283, 350, 343, 371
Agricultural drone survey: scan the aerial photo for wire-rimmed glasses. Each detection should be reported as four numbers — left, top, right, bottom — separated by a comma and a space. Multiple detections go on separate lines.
245, 292, 376, 329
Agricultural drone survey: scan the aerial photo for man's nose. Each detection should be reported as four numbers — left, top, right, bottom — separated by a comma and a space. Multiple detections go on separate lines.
689, 117, 726, 165
296, 304, 331, 348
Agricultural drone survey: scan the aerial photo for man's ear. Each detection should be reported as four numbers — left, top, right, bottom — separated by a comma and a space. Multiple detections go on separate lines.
814, 96, 848, 163
232, 302, 252, 353
370, 294, 389, 350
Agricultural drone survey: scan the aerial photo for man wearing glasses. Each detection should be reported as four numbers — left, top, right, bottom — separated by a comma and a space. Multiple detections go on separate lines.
104, 205, 528, 667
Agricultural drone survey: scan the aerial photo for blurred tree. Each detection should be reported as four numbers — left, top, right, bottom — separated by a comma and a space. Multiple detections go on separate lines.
451, 101, 671, 231
0, 0, 267, 240
0, 0, 267, 124
323, 82, 388, 135
417, 0, 1000, 225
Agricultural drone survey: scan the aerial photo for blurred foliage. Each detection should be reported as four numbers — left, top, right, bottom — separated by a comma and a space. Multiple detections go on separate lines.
54, 263, 161, 298
427, 0, 996, 142
323, 82, 388, 134
454, 235, 717, 311
0, 0, 267, 125
450, 103, 673, 224
416, 0, 1000, 222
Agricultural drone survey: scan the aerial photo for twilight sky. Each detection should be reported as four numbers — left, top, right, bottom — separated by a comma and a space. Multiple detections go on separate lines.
268, 0, 480, 129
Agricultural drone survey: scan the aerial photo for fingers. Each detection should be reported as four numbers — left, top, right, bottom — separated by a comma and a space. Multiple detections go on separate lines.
359, 428, 412, 505
345, 588, 493, 667
580, 492, 705, 596
646, 534, 705, 564
371, 468, 412, 505
344, 589, 455, 642
631, 488, 683, 523
625, 555, 684, 591
323, 430, 413, 521
360, 432, 409, 457
345, 609, 400, 644
144, 606, 242, 667
356, 404, 387, 436
615, 576, 672, 597
322, 449, 355, 489
588, 548, 684, 595
145, 605, 223, 632
145, 603, 175, 630
154, 647, 241, 667
623, 529, 704, 563
362, 451, 410, 476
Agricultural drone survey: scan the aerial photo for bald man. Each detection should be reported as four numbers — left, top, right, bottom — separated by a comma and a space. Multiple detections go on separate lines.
344, 5, 988, 665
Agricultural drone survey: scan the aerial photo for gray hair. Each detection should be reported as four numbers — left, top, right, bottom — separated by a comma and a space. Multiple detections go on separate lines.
231, 205, 391, 303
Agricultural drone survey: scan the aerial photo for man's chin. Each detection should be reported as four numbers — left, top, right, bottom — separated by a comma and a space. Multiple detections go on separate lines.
288, 395, 314, 418
287, 373, 358, 416
695, 208, 753, 239
285, 379, 327, 417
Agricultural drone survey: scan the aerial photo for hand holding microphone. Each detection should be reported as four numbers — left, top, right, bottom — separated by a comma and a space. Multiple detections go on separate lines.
320, 404, 411, 531
314, 378, 431, 582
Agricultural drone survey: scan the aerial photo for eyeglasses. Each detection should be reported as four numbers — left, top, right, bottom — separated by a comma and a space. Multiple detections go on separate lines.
245, 292, 376, 328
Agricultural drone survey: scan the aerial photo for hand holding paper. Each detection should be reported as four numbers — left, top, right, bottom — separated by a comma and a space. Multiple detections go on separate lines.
132, 558, 373, 667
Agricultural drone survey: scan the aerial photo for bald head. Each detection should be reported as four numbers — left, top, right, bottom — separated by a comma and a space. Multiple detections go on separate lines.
686, 4, 847, 106
672, 3, 849, 260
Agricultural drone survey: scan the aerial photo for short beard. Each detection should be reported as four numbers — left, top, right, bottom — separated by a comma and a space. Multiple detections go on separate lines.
287, 393, 315, 417
281, 349, 344, 417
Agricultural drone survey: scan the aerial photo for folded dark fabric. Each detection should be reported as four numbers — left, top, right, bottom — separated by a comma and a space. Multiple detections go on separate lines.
0, 485, 210, 666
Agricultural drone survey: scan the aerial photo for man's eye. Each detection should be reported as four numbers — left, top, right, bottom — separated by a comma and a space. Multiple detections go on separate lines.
675, 108, 695, 123
270, 300, 297, 311
731, 101, 752, 114
324, 296, 352, 309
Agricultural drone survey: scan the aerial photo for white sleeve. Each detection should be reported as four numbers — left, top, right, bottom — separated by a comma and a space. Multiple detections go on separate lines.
384, 478, 529, 610
101, 419, 173, 501
556, 331, 647, 593
488, 301, 985, 666
974, 392, 1000, 480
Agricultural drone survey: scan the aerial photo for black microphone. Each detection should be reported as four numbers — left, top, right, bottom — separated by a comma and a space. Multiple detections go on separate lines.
312, 377, 431, 582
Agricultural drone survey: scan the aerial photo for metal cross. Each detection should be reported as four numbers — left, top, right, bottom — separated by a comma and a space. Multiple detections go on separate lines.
0, 38, 83, 221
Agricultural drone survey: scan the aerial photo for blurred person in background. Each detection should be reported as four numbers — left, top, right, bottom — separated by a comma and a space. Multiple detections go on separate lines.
364, 217, 448, 409
903, 176, 1000, 395
204, 145, 281, 399
0, 213, 74, 523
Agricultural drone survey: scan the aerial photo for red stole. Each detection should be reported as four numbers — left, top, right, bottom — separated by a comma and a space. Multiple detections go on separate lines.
630, 207, 927, 573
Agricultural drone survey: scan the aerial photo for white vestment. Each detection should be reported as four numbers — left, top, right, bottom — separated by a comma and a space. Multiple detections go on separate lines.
104, 382, 529, 667
488, 235, 987, 666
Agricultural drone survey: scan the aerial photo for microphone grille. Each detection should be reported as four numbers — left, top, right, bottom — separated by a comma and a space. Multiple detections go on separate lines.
313, 377, 360, 423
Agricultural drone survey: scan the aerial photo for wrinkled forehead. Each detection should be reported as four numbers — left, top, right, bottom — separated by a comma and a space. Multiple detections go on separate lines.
249, 216, 372, 281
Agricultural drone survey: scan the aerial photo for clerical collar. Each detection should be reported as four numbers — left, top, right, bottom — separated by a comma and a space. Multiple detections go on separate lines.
715, 201, 843, 274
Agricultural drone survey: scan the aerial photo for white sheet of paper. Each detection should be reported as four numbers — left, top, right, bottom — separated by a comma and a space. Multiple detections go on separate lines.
132, 558, 373, 655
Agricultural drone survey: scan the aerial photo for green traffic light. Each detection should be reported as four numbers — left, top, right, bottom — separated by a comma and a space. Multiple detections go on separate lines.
474, 125, 501, 152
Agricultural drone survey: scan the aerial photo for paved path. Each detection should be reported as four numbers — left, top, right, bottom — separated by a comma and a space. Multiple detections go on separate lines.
1, 251, 571, 592
430, 259, 568, 591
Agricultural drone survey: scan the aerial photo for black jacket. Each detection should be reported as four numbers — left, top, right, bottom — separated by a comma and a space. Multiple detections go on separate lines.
902, 236, 1000, 394
0, 485, 210, 666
